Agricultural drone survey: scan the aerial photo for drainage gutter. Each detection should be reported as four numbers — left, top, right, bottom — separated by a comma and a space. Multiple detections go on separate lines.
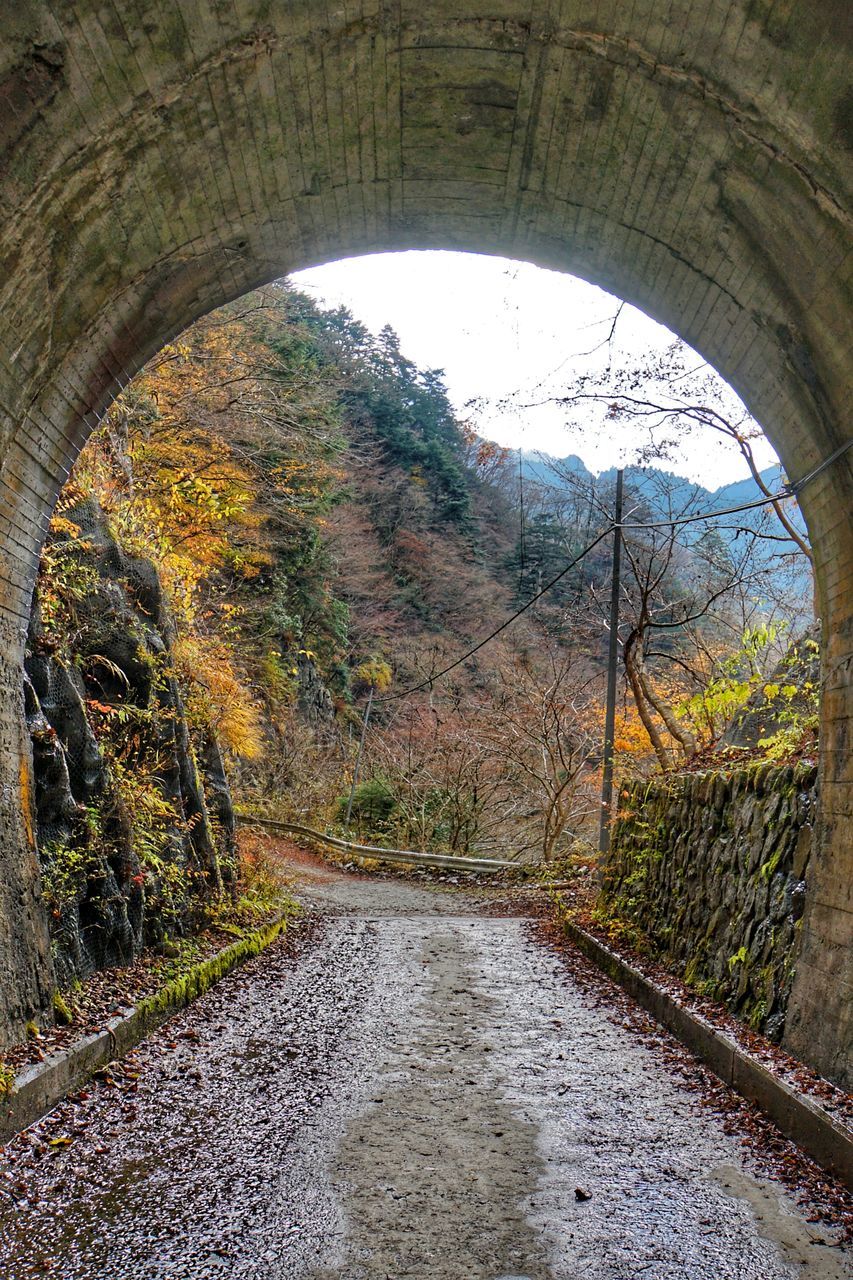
560, 913, 853, 1192
0, 914, 289, 1145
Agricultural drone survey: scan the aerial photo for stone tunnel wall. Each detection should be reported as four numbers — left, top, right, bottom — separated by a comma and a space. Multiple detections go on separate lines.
603, 763, 818, 1043
0, 0, 849, 1082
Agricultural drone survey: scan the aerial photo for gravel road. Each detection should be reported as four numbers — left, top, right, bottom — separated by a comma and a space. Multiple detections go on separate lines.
0, 855, 848, 1280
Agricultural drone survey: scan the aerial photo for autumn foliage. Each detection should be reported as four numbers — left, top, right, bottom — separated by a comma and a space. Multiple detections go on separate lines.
38, 281, 815, 877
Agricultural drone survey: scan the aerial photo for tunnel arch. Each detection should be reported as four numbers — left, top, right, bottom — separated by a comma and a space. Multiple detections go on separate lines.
0, 2, 850, 1082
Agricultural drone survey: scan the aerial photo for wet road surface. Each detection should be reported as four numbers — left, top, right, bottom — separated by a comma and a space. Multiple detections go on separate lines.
0, 857, 848, 1279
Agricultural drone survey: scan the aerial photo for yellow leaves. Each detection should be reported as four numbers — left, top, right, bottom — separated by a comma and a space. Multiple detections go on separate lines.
614, 722, 651, 757
49, 515, 82, 539
173, 636, 265, 760
354, 656, 393, 691
64, 290, 344, 762
156, 340, 191, 364
93, 415, 268, 630
259, 650, 298, 706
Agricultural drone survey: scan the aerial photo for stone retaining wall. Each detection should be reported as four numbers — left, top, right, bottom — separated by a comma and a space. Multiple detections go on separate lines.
603, 763, 818, 1042
0, 1, 850, 1085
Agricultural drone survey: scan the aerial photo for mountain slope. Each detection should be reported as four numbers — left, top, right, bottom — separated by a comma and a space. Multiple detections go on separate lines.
28, 282, 817, 989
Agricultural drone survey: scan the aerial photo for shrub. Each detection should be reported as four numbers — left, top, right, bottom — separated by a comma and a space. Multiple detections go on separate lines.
336, 776, 396, 829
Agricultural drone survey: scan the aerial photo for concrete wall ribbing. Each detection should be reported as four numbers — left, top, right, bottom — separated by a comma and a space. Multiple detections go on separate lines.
0, 2, 850, 1082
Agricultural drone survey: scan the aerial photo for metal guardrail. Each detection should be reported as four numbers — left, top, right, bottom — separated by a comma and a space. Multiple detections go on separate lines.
235, 813, 524, 874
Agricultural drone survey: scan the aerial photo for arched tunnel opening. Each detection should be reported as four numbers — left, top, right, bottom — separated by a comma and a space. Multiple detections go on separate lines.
0, 0, 849, 1116
5, 248, 847, 1090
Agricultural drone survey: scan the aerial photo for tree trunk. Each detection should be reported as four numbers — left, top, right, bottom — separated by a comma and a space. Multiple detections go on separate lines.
638, 662, 698, 758
624, 630, 672, 770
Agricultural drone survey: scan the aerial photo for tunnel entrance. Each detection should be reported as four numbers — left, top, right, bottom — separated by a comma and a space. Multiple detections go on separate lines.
0, 2, 849, 1083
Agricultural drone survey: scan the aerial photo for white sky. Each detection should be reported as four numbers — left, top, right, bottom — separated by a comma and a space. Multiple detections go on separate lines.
293, 250, 780, 487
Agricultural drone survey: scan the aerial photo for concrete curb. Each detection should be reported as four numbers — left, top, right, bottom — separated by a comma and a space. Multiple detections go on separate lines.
0, 914, 289, 1146
559, 913, 853, 1191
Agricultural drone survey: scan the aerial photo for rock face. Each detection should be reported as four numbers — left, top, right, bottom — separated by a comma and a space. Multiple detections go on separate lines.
0, 1, 850, 1082
604, 763, 817, 1043
296, 652, 337, 730
24, 498, 235, 989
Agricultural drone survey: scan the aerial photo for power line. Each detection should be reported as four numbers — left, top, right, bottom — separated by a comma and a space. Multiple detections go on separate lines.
376, 487, 791, 705
376, 439, 851, 706
789, 436, 853, 495
620, 439, 852, 531
376, 524, 614, 703
620, 489, 794, 531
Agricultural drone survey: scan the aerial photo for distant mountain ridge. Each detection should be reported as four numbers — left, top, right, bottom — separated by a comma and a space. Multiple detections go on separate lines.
516, 450, 811, 608
518, 449, 788, 513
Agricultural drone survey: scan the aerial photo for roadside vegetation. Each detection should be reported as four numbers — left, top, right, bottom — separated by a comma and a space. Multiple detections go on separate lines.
28, 280, 818, 998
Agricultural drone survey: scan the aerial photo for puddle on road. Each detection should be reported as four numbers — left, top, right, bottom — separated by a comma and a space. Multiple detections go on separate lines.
307, 929, 552, 1280
711, 1165, 849, 1280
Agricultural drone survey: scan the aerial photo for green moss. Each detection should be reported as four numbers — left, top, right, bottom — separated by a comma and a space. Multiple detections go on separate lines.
582, 898, 654, 956
759, 844, 784, 882
684, 953, 705, 987
745, 997, 767, 1030
136, 913, 293, 1023
53, 991, 74, 1025
0, 1061, 15, 1095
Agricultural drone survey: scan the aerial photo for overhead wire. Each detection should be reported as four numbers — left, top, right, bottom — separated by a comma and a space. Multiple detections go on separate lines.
620, 488, 795, 531
620, 437, 853, 530
374, 436, 852, 706
788, 435, 853, 495
375, 524, 614, 703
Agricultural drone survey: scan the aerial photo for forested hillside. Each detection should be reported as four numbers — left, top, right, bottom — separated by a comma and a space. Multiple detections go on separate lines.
517, 451, 813, 618
26, 282, 817, 983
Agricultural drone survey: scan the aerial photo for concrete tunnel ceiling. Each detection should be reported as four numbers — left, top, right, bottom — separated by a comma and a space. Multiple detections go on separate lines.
0, 2, 851, 1083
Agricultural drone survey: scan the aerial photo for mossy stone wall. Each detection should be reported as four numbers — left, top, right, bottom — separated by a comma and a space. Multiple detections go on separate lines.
0, 0, 849, 1086
603, 763, 818, 1043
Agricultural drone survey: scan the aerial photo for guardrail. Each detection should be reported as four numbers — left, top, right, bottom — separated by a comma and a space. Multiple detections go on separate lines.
235, 813, 524, 874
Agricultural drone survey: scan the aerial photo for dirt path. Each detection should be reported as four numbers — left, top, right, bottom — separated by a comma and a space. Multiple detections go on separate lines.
0, 856, 848, 1279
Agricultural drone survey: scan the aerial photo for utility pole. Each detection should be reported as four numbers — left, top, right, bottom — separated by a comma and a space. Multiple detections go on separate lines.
344, 684, 375, 830
518, 448, 526, 594
598, 469, 624, 857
